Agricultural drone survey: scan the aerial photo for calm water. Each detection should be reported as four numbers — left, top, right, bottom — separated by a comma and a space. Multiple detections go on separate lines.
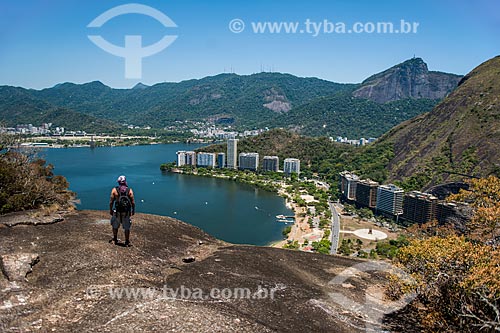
41, 144, 291, 245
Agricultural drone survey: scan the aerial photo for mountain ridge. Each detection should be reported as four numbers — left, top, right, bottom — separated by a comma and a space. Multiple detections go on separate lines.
376, 55, 500, 187
0, 86, 118, 132
1, 58, 461, 137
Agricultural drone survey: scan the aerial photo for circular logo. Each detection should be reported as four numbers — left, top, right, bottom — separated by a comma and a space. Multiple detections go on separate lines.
229, 19, 245, 33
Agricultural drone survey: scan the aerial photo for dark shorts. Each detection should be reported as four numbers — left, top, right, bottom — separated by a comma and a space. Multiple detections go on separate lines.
110, 212, 131, 230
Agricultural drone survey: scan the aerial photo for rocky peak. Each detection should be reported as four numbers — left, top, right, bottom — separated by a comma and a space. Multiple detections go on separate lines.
132, 82, 149, 90
353, 58, 462, 103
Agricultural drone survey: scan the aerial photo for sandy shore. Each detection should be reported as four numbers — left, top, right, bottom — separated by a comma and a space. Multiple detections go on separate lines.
271, 199, 315, 249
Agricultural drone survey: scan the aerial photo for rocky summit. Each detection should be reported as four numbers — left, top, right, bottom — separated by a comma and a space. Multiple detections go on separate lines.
353, 58, 462, 103
0, 210, 403, 332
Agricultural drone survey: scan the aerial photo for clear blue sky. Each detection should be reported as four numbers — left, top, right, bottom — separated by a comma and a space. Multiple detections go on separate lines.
0, 0, 498, 89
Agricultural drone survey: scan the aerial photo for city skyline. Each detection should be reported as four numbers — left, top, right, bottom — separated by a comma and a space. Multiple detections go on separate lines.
175, 148, 301, 174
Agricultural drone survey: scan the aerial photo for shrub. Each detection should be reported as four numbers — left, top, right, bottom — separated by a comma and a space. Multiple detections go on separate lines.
390, 177, 500, 332
0, 151, 73, 214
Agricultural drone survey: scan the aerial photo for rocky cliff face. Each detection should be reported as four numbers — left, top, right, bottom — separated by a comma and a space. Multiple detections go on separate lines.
379, 55, 500, 186
0, 210, 407, 332
353, 58, 462, 103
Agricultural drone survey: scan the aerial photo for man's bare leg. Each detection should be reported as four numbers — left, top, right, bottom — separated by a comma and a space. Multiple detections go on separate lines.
112, 228, 118, 244
124, 230, 130, 245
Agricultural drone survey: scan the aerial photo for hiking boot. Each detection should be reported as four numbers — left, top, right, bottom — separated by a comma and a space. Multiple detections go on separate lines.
124, 241, 132, 247
109, 238, 119, 245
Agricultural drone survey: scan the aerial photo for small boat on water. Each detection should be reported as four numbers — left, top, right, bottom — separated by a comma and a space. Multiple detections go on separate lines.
276, 214, 295, 220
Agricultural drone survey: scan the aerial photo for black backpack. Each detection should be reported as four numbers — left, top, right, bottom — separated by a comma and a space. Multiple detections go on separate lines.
115, 186, 132, 212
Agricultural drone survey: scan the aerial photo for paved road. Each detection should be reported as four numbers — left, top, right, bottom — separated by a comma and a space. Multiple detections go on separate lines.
329, 202, 341, 254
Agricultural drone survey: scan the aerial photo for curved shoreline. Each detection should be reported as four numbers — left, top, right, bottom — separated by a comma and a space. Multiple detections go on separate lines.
167, 168, 302, 248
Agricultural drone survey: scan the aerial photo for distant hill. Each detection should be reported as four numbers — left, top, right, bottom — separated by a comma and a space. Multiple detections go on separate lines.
353, 58, 462, 103
377, 55, 500, 188
132, 82, 149, 90
0, 86, 118, 133
33, 73, 354, 128
34, 81, 132, 120
0, 59, 462, 136
280, 94, 437, 138
129, 73, 356, 129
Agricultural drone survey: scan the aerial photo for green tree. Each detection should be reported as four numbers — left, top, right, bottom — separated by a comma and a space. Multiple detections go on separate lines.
283, 240, 299, 250
282, 226, 292, 236
312, 239, 331, 254
358, 207, 374, 219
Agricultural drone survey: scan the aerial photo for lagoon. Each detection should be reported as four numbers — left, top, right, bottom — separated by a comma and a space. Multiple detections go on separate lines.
42, 144, 292, 245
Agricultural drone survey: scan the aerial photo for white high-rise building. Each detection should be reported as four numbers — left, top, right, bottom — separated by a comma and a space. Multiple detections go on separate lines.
197, 152, 216, 168
283, 158, 300, 175
239, 153, 259, 171
376, 184, 404, 216
176, 151, 187, 166
176, 151, 196, 166
227, 138, 238, 169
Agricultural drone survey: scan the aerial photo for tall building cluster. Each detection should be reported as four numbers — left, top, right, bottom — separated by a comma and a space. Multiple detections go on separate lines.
176, 139, 300, 174
339, 171, 463, 224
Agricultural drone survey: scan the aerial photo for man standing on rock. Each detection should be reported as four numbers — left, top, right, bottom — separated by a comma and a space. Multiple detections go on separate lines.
109, 175, 135, 247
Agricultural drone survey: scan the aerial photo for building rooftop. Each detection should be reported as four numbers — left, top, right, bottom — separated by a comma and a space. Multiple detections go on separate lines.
378, 184, 403, 192
339, 171, 360, 181
357, 179, 379, 186
406, 191, 438, 200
